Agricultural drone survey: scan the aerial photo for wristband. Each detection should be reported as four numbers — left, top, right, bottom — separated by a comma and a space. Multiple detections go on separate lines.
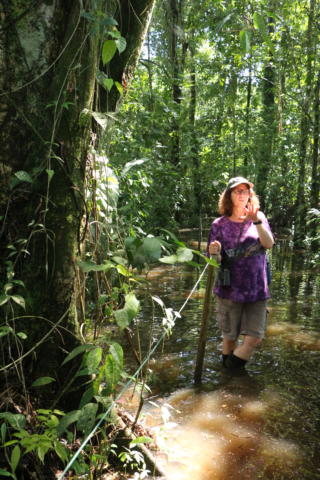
253, 220, 262, 225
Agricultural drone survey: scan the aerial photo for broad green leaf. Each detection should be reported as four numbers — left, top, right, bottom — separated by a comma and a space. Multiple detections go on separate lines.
115, 36, 126, 53
16, 332, 27, 340
54, 441, 69, 463
114, 81, 123, 94
0, 468, 14, 477
86, 347, 102, 373
130, 436, 153, 446
160, 247, 193, 264
11, 295, 25, 309
0, 326, 13, 338
46, 169, 54, 180
0, 413, 26, 429
175, 247, 193, 262
96, 71, 114, 92
14, 171, 32, 183
91, 111, 109, 130
78, 260, 115, 273
159, 254, 177, 264
37, 443, 50, 463
4, 283, 13, 294
121, 158, 149, 177
76, 403, 98, 436
240, 30, 251, 54
104, 354, 121, 389
114, 308, 130, 330
0, 294, 10, 306
10, 445, 21, 472
104, 78, 114, 91
102, 40, 117, 64
57, 410, 81, 435
31, 377, 56, 387
79, 386, 95, 409
61, 344, 94, 366
160, 228, 185, 247
1, 422, 7, 443
253, 12, 267, 37
116, 264, 130, 277
109, 342, 123, 368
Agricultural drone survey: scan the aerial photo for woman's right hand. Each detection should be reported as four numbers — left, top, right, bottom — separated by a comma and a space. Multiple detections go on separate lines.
209, 240, 222, 255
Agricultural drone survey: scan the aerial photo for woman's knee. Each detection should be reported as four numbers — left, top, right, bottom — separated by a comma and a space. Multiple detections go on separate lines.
245, 336, 262, 348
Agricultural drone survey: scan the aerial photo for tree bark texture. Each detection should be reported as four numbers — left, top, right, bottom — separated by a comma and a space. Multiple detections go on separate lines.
0, 0, 155, 400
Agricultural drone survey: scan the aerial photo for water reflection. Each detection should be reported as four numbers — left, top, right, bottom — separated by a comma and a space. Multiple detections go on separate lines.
122, 235, 320, 479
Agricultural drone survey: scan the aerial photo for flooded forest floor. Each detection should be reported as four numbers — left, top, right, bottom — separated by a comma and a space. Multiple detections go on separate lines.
118, 234, 320, 480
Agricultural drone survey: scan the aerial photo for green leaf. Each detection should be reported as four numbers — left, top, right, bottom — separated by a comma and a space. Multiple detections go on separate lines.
121, 158, 149, 177
54, 441, 69, 463
115, 36, 126, 53
11, 295, 25, 309
102, 40, 117, 64
78, 260, 115, 272
104, 354, 121, 390
116, 264, 131, 277
160, 228, 185, 247
240, 29, 251, 54
46, 169, 55, 180
109, 342, 123, 368
86, 347, 102, 374
114, 309, 130, 330
0, 469, 15, 478
0, 326, 13, 338
0, 294, 10, 306
31, 377, 56, 387
253, 12, 269, 41
16, 332, 27, 340
0, 413, 26, 430
79, 386, 95, 409
76, 403, 98, 436
114, 292, 140, 330
61, 344, 94, 366
114, 81, 123, 95
130, 436, 153, 446
160, 247, 193, 264
14, 171, 32, 183
104, 78, 114, 91
37, 443, 50, 463
1, 422, 7, 443
125, 236, 164, 269
57, 410, 81, 435
91, 111, 109, 129
10, 445, 21, 473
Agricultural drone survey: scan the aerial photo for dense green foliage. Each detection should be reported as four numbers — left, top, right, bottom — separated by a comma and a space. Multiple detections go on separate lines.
108, 0, 320, 244
1, 0, 319, 478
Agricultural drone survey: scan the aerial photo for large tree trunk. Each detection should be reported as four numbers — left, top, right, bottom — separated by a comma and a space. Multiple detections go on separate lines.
0, 0, 155, 403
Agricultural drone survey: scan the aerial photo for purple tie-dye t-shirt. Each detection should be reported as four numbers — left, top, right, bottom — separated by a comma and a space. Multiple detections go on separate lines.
207, 215, 272, 303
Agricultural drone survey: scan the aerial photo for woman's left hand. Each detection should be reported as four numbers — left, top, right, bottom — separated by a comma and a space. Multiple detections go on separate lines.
244, 203, 261, 222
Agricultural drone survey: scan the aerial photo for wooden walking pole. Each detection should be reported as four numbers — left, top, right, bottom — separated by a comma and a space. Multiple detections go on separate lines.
194, 255, 218, 385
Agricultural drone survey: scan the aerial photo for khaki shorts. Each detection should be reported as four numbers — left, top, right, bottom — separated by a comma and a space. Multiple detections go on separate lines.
216, 297, 268, 340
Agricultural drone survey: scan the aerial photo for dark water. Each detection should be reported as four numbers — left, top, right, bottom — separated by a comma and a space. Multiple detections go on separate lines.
121, 234, 320, 480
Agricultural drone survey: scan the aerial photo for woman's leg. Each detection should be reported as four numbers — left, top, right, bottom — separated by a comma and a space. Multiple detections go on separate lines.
234, 335, 262, 360
222, 336, 237, 355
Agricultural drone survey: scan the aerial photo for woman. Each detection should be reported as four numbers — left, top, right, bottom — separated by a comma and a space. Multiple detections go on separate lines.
207, 176, 274, 371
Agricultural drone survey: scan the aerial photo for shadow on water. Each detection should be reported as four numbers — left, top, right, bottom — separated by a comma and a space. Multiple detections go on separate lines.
120, 233, 320, 480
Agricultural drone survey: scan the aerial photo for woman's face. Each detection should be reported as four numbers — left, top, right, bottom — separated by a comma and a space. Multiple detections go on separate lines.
231, 183, 250, 209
